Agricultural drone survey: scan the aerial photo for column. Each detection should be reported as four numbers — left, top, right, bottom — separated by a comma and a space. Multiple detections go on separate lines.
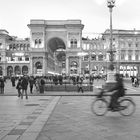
66, 56, 69, 75
130, 66, 132, 76
133, 66, 134, 76
79, 56, 82, 74
43, 56, 46, 76
137, 66, 140, 76
29, 56, 33, 75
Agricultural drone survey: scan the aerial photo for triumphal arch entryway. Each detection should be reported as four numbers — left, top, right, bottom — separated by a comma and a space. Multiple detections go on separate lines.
28, 20, 84, 76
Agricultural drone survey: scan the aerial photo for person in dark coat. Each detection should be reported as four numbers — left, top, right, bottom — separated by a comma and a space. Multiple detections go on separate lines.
11, 76, 15, 87
77, 77, 84, 93
0, 77, 5, 94
39, 77, 45, 93
108, 73, 125, 110
29, 76, 34, 94
16, 78, 22, 97
21, 76, 28, 99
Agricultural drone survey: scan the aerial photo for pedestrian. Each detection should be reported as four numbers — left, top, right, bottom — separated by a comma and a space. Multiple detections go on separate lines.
21, 75, 28, 99
0, 77, 5, 94
35, 78, 40, 93
77, 77, 84, 93
39, 77, 45, 93
29, 76, 34, 94
11, 76, 15, 87
16, 78, 22, 97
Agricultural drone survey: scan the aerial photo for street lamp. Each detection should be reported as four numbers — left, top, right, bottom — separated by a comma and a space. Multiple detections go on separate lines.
106, 0, 116, 84
107, 0, 115, 71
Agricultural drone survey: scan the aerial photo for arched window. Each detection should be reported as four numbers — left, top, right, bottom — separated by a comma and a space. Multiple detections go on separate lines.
14, 66, 21, 75
84, 55, 89, 61
70, 38, 77, 48
70, 61, 78, 75
7, 66, 13, 77
70, 61, 78, 68
22, 66, 28, 75
98, 53, 103, 61
91, 53, 96, 61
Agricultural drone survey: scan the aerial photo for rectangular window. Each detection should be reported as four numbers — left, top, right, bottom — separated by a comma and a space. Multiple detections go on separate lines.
121, 54, 125, 60
25, 57, 29, 61
128, 43, 131, 47
128, 55, 131, 60
136, 55, 139, 60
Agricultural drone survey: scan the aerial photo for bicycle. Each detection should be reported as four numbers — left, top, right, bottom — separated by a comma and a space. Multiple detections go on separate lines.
91, 88, 136, 116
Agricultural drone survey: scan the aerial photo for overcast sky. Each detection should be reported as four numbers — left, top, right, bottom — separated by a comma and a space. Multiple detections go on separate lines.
0, 0, 140, 38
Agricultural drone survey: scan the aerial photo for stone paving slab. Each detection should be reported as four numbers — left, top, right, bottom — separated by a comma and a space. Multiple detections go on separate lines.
37, 96, 140, 140
0, 96, 57, 140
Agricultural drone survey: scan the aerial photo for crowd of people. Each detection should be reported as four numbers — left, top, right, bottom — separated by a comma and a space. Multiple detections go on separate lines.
131, 76, 139, 87
0, 74, 139, 98
0, 74, 104, 95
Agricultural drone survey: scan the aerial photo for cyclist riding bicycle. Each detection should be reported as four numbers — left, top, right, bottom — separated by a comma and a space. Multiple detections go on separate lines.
98, 73, 126, 111
107, 73, 125, 111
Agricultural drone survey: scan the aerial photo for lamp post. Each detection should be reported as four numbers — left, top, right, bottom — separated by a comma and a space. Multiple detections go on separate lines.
106, 0, 116, 84
107, 0, 115, 71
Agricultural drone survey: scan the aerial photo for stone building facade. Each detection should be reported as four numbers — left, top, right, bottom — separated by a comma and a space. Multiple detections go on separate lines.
0, 20, 140, 77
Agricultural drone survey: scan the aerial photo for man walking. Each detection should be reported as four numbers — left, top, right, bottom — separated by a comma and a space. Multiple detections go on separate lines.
29, 76, 34, 94
21, 75, 28, 99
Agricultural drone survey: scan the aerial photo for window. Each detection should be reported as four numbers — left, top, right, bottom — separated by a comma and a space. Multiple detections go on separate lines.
91, 54, 96, 61
62, 63, 65, 68
25, 57, 29, 61
128, 55, 131, 61
18, 57, 22, 61
136, 55, 139, 60
136, 43, 139, 47
121, 54, 125, 60
84, 55, 89, 61
98, 54, 103, 61
70, 38, 77, 48
128, 43, 132, 47
39, 39, 41, 44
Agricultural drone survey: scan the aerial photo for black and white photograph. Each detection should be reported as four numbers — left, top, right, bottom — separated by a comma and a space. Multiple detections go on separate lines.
0, 0, 140, 139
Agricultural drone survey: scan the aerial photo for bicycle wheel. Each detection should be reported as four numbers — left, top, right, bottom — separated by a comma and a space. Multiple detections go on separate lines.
91, 98, 108, 116
119, 98, 136, 116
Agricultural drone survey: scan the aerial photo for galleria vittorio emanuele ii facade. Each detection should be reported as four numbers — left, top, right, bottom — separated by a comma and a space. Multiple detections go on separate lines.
0, 19, 140, 77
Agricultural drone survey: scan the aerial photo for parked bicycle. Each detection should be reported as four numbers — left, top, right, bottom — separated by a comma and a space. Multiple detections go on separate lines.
91, 88, 136, 116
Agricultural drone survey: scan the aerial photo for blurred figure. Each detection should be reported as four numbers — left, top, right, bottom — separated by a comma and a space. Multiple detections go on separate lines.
0, 76, 5, 94
108, 73, 125, 110
77, 77, 84, 93
29, 76, 34, 94
16, 78, 22, 97
35, 78, 40, 93
11, 76, 15, 87
21, 75, 28, 99
39, 77, 45, 93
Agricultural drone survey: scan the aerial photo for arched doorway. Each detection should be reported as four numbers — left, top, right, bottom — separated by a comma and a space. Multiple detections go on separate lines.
7, 66, 13, 77
70, 61, 78, 76
35, 61, 42, 75
22, 66, 28, 75
14, 66, 21, 76
47, 37, 66, 74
